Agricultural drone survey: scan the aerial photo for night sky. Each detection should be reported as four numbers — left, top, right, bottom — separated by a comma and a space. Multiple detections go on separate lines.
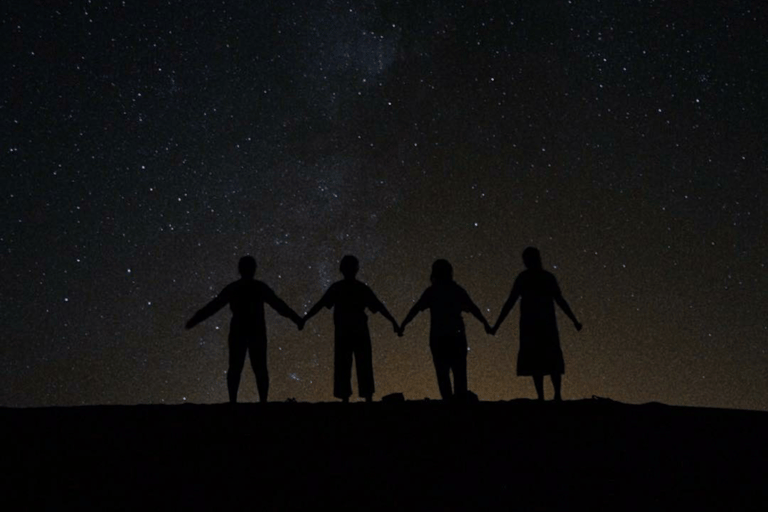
2, 1, 766, 410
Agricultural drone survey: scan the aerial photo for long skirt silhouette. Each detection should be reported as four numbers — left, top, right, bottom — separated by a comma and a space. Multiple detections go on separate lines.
517, 317, 564, 375
515, 272, 565, 376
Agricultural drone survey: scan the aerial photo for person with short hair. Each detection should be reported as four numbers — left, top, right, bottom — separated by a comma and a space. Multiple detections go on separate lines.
185, 256, 303, 403
303, 255, 399, 402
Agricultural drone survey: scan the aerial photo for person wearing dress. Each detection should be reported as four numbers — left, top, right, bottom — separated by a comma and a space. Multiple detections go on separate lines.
490, 247, 582, 401
399, 259, 491, 401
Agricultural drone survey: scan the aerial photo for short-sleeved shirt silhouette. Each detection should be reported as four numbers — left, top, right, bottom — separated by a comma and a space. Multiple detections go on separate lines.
216, 279, 285, 338
511, 269, 564, 375
413, 281, 474, 342
318, 279, 384, 334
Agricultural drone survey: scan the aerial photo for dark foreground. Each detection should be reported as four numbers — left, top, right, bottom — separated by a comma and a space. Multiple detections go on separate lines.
3, 399, 767, 510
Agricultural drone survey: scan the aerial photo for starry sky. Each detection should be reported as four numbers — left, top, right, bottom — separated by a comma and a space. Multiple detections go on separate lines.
2, 0, 766, 410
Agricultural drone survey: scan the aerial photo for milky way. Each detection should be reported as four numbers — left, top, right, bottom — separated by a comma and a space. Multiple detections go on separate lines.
2, 1, 766, 409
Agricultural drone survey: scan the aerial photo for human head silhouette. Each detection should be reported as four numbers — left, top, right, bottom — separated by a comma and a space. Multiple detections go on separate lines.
238, 256, 257, 278
522, 247, 543, 270
340, 255, 359, 279
430, 259, 453, 283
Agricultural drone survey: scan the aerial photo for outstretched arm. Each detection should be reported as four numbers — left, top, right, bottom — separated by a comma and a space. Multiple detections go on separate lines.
302, 299, 326, 324
185, 293, 229, 329
398, 303, 421, 336
492, 289, 519, 334
555, 294, 582, 331
376, 305, 400, 334
399, 290, 430, 336
303, 285, 335, 327
265, 290, 304, 328
367, 289, 400, 334
464, 297, 491, 333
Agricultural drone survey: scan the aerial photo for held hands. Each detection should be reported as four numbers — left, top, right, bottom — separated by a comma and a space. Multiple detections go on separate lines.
297, 317, 306, 331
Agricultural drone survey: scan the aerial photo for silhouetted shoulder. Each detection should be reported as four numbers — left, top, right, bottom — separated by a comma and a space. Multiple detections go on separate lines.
414, 285, 436, 311
213, 279, 244, 303
227, 279, 277, 304
319, 281, 342, 309
359, 281, 384, 313
513, 269, 561, 297
541, 271, 561, 296
219, 280, 239, 296
255, 279, 279, 297
318, 280, 382, 312
453, 282, 474, 311
415, 282, 471, 311
225, 278, 272, 295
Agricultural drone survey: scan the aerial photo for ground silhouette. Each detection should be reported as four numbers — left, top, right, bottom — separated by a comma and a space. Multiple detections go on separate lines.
3, 400, 766, 510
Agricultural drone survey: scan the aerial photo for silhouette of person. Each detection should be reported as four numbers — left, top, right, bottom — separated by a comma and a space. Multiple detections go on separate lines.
399, 259, 491, 401
490, 247, 582, 401
303, 255, 399, 403
185, 256, 303, 403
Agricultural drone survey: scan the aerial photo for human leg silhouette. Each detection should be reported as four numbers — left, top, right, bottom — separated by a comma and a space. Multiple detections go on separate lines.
451, 359, 468, 401
446, 337, 468, 401
249, 338, 269, 403
532, 375, 545, 401
431, 340, 453, 400
227, 336, 248, 403
433, 359, 452, 399
354, 336, 375, 401
334, 335, 353, 400
551, 374, 562, 401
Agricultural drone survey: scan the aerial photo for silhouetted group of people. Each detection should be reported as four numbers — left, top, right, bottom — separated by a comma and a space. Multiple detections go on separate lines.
186, 248, 582, 404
